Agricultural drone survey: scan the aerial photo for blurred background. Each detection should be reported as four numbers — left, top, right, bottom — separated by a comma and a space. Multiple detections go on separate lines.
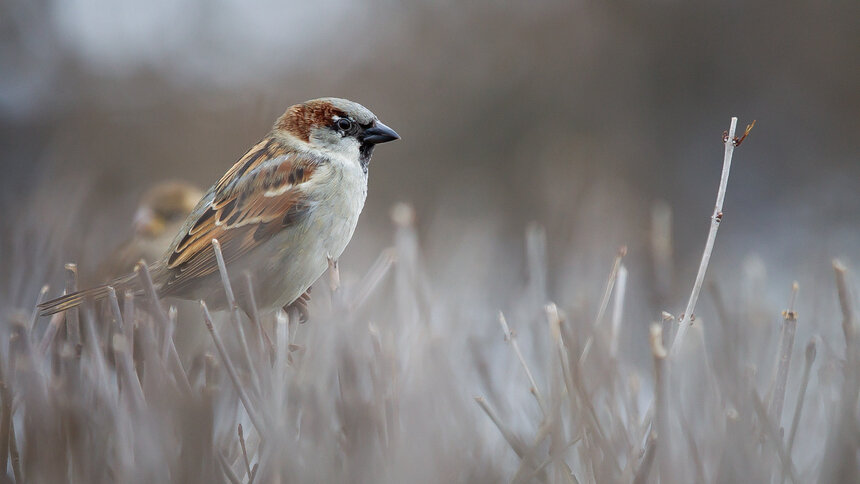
2, 0, 860, 379
2, 1, 860, 481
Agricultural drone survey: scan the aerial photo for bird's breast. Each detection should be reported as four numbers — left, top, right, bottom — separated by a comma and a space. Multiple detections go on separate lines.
258, 159, 367, 309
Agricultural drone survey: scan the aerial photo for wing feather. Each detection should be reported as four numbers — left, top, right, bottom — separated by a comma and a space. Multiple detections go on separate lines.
159, 139, 321, 296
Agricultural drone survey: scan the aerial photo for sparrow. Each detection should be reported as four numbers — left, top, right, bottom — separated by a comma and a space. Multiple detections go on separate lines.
39, 97, 400, 317
88, 180, 204, 283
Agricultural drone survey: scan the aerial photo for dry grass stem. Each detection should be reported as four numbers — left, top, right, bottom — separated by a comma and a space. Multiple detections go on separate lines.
579, 246, 627, 365
212, 239, 261, 397
64, 263, 81, 346
609, 264, 628, 359
497, 311, 546, 415
752, 391, 799, 483
784, 337, 817, 483
671, 117, 745, 356
201, 301, 265, 438
768, 282, 799, 424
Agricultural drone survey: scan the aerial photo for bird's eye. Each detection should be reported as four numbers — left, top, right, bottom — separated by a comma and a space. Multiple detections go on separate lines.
336, 118, 353, 131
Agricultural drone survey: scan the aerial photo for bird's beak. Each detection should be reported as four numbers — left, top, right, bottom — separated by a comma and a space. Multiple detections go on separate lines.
362, 121, 400, 144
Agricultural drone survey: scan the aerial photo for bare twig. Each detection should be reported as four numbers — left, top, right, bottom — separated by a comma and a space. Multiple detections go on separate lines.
671, 117, 746, 356
752, 391, 799, 483
219, 451, 243, 484
349, 247, 396, 311
0, 359, 13, 478
832, 260, 854, 348
65, 262, 81, 346
579, 246, 627, 365
497, 311, 546, 416
9, 419, 22, 483
201, 301, 265, 438
784, 337, 817, 483
135, 261, 169, 328
650, 324, 671, 483
38, 312, 64, 356
238, 424, 253, 480
632, 438, 657, 484
212, 239, 261, 397
768, 282, 799, 424
108, 294, 145, 410
244, 273, 274, 363
474, 396, 526, 459
107, 287, 124, 331
609, 265, 628, 359
27, 284, 49, 332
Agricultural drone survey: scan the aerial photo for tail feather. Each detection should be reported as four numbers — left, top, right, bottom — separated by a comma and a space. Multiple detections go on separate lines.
38, 273, 139, 317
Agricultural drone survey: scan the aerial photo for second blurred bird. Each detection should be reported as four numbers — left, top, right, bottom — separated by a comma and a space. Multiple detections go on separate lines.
93, 180, 203, 282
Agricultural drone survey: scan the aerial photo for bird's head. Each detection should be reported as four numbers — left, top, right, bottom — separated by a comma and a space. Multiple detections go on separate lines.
133, 181, 204, 237
274, 97, 400, 169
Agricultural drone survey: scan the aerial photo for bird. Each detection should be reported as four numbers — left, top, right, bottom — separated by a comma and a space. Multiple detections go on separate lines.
88, 180, 204, 284
39, 97, 400, 317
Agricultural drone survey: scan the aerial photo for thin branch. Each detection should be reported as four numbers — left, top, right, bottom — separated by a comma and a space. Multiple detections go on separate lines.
650, 324, 671, 483
135, 261, 169, 328
64, 263, 81, 346
579, 246, 627, 365
349, 247, 396, 312
832, 260, 854, 348
768, 282, 799, 424
784, 337, 817, 483
9, 419, 22, 483
238, 424, 253, 481
474, 396, 526, 459
632, 437, 657, 484
497, 311, 546, 416
752, 391, 799, 483
108, 292, 145, 410
27, 284, 49, 333
219, 451, 243, 484
243, 272, 271, 359
201, 301, 266, 438
671, 117, 745, 356
609, 265, 628, 359
0, 359, 12, 478
212, 239, 261, 397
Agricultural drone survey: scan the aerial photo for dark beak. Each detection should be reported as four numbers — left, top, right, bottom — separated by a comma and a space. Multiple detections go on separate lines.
362, 121, 400, 144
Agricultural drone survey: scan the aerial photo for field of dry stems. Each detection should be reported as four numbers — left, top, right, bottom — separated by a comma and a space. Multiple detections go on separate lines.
0, 122, 857, 484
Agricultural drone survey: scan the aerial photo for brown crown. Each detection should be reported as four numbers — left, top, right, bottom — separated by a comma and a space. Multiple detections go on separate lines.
276, 100, 346, 142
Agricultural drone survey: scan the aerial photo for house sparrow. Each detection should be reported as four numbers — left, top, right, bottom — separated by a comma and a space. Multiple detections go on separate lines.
40, 97, 399, 317
88, 180, 204, 283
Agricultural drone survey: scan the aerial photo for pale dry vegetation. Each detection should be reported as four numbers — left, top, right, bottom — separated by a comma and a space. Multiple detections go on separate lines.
0, 124, 857, 484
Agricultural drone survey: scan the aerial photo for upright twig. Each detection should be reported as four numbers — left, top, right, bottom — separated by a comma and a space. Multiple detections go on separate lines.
243, 273, 274, 362
609, 265, 628, 359
579, 246, 627, 365
64, 263, 81, 347
107, 290, 145, 410
136, 261, 169, 328
9, 419, 22, 483
497, 312, 546, 416
349, 247, 396, 312
27, 284, 49, 333
768, 282, 799, 424
238, 424, 253, 481
752, 391, 799, 483
201, 301, 265, 438
670, 117, 754, 356
219, 451, 243, 484
784, 337, 817, 483
474, 396, 527, 459
650, 324, 671, 483
0, 358, 13, 478
212, 239, 261, 397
